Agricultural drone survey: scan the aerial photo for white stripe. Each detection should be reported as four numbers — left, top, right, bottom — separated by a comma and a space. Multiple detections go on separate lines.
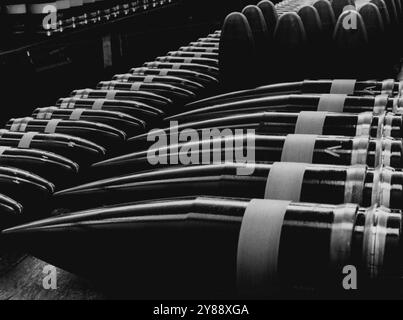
69, 0, 83, 7
29, 2, 57, 14
264, 162, 308, 201
318, 94, 346, 112
295, 111, 327, 134
105, 91, 116, 99
11, 117, 32, 132
143, 76, 154, 83
92, 100, 104, 110
44, 119, 61, 133
330, 80, 356, 94
18, 132, 37, 149
237, 199, 290, 296
56, 0, 70, 9
281, 134, 317, 163
159, 69, 169, 76
130, 83, 142, 91
69, 109, 84, 120
6, 4, 27, 14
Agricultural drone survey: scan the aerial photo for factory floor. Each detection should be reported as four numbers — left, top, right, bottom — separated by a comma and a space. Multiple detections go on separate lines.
0, 254, 105, 300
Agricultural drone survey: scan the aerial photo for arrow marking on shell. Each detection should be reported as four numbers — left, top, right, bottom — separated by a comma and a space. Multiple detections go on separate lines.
324, 145, 342, 158
363, 86, 377, 95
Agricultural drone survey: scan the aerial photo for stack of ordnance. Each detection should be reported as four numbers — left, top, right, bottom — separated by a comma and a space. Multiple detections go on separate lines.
220, 0, 403, 89
1, 0, 175, 36
2, 0, 403, 299
0, 26, 219, 228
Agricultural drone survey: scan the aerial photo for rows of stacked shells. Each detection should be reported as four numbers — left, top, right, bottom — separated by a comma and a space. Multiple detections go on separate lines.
2, 0, 403, 298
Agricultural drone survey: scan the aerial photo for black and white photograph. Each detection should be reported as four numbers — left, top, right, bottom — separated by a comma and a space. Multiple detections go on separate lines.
0, 0, 402, 307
